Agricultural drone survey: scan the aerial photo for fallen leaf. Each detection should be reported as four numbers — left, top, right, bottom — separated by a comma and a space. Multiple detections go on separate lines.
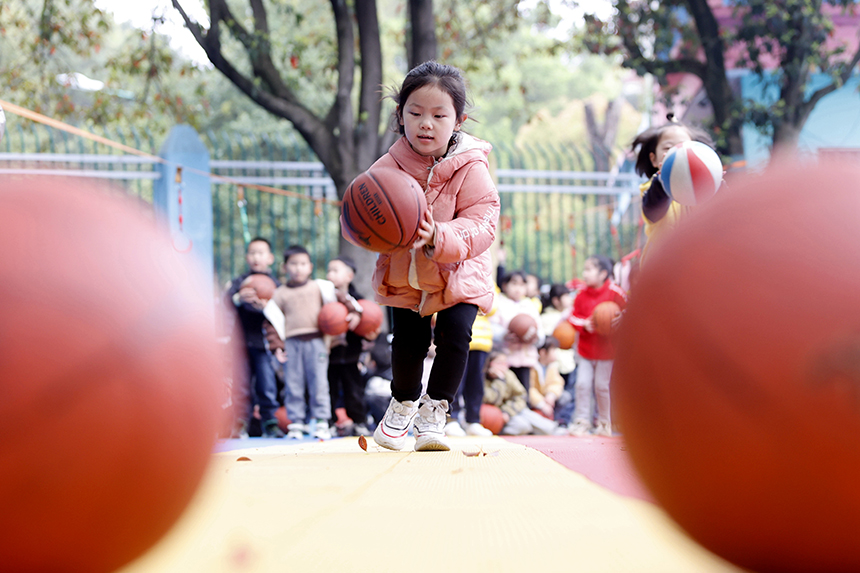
358, 435, 367, 451
236, 456, 252, 462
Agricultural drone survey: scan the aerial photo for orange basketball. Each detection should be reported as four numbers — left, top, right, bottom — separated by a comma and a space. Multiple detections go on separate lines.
508, 313, 538, 342
0, 177, 226, 573
354, 299, 384, 338
612, 161, 860, 573
240, 273, 277, 300
552, 319, 576, 350
591, 301, 620, 336
341, 167, 427, 253
479, 404, 506, 435
318, 301, 349, 335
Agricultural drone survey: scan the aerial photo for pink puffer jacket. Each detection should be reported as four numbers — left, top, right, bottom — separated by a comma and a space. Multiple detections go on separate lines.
361, 133, 499, 317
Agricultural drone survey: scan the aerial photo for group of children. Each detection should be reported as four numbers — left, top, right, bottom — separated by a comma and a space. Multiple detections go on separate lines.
224, 60, 711, 450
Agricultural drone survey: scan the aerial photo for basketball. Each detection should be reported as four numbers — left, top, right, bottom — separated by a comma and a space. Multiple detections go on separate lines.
508, 313, 538, 342
552, 319, 576, 350
659, 140, 723, 206
318, 301, 350, 336
612, 161, 860, 573
354, 299, 384, 338
480, 404, 506, 435
591, 301, 621, 337
240, 273, 277, 300
0, 177, 226, 573
341, 167, 427, 253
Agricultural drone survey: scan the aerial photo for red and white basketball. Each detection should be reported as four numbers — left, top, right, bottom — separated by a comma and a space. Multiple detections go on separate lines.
341, 167, 427, 253
659, 141, 723, 206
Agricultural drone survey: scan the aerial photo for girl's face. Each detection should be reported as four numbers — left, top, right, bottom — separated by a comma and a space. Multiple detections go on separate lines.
400, 84, 463, 158
502, 275, 528, 302
489, 354, 508, 372
582, 258, 607, 288
552, 292, 573, 311
650, 125, 692, 171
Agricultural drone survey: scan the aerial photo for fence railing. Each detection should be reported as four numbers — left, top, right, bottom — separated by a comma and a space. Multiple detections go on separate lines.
0, 118, 645, 287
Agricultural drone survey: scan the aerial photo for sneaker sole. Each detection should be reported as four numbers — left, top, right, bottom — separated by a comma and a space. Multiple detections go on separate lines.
414, 436, 451, 452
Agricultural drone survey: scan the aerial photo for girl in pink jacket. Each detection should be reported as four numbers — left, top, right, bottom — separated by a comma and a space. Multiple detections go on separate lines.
347, 62, 499, 452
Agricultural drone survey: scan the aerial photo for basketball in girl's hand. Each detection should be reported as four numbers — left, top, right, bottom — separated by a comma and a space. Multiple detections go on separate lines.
0, 177, 226, 573
341, 167, 427, 253
552, 319, 576, 350
240, 273, 277, 301
591, 301, 621, 337
612, 161, 860, 573
659, 141, 723, 206
354, 299, 384, 338
318, 302, 350, 336
508, 313, 538, 343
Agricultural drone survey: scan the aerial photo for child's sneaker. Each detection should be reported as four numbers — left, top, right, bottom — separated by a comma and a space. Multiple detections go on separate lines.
444, 420, 467, 437
373, 397, 418, 451
594, 421, 613, 437
262, 419, 285, 438
286, 423, 305, 439
465, 422, 493, 437
312, 420, 332, 440
568, 419, 591, 437
413, 395, 451, 451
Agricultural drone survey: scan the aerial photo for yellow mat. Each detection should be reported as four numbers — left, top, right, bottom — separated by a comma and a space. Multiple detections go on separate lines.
119, 437, 742, 573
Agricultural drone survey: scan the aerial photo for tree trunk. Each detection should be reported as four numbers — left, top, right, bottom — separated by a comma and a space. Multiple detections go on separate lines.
408, 0, 437, 68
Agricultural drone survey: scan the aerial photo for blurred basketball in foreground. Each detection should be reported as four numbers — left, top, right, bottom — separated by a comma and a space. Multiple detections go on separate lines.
552, 319, 576, 350
508, 313, 538, 342
354, 299, 384, 338
592, 301, 621, 337
240, 273, 277, 301
612, 161, 860, 573
480, 404, 506, 435
0, 177, 226, 573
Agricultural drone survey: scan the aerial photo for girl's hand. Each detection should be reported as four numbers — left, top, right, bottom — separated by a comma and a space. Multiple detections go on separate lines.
611, 310, 624, 330
346, 311, 362, 331
412, 205, 436, 249
584, 317, 595, 333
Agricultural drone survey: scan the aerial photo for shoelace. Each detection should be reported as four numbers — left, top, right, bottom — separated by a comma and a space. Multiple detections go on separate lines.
387, 400, 416, 426
417, 399, 447, 427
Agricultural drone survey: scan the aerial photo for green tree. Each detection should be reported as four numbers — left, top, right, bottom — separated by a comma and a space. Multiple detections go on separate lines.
0, 0, 209, 143
169, 0, 562, 288
581, 0, 860, 156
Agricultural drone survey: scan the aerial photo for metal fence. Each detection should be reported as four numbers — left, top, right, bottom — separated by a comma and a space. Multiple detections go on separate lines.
0, 118, 645, 288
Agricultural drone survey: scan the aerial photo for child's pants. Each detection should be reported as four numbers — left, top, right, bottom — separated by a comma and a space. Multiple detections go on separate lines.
284, 336, 331, 424
572, 354, 613, 426
502, 408, 557, 435
390, 303, 477, 404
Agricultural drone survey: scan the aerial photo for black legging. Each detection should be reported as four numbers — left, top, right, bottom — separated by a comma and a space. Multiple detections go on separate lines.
390, 303, 478, 404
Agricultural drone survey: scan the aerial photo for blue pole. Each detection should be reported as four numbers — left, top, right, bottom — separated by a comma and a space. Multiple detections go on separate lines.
153, 125, 214, 302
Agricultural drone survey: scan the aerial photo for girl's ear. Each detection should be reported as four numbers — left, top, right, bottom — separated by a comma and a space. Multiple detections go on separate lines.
397, 105, 404, 126
650, 151, 659, 168
456, 114, 467, 131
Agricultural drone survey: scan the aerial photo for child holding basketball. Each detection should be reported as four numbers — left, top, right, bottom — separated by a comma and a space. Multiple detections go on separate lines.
225, 237, 282, 438
482, 351, 559, 436
566, 255, 626, 436
271, 245, 339, 440
490, 270, 545, 394
345, 61, 500, 452
632, 114, 714, 268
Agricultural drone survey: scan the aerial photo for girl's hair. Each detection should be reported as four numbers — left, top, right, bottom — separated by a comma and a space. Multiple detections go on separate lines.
542, 283, 571, 313
500, 270, 527, 289
389, 61, 470, 135
587, 255, 614, 281
631, 113, 715, 178
483, 350, 507, 377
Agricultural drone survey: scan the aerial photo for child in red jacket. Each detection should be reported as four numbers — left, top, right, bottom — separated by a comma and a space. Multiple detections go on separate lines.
567, 255, 626, 436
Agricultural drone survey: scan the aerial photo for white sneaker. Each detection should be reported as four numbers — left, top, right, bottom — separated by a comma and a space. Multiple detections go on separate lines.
594, 421, 613, 437
312, 420, 332, 440
569, 419, 591, 437
373, 397, 418, 451
413, 395, 451, 451
286, 423, 305, 439
444, 420, 467, 437
465, 422, 493, 437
